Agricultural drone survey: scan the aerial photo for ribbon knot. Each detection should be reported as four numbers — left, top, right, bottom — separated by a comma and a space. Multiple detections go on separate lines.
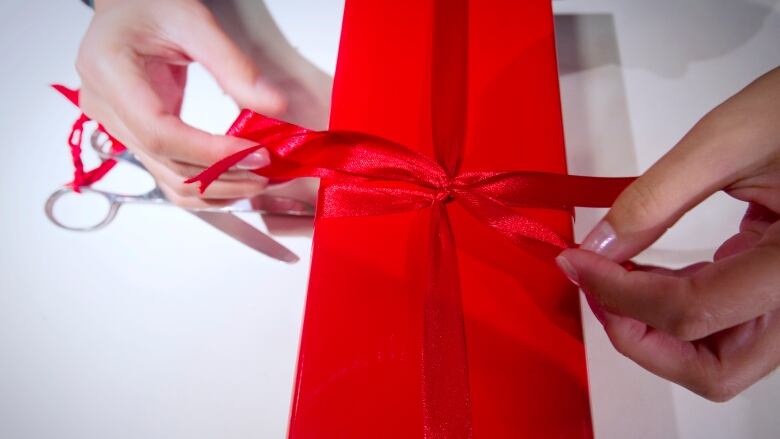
185, 111, 635, 254
434, 182, 456, 204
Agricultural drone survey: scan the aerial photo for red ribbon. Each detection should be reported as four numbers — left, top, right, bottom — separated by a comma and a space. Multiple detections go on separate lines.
187, 112, 634, 251
185, 109, 635, 438
52, 85, 126, 193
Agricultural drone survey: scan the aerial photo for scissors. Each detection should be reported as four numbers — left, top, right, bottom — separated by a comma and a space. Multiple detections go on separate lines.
45, 130, 315, 263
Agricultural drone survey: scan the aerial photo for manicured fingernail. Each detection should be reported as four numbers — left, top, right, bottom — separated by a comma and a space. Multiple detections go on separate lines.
235, 148, 270, 170
254, 78, 286, 113
580, 220, 618, 257
583, 292, 607, 327
555, 255, 579, 287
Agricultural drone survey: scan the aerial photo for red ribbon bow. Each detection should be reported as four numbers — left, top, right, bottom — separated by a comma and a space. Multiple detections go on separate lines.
187, 110, 634, 252
185, 109, 635, 438
52, 85, 126, 192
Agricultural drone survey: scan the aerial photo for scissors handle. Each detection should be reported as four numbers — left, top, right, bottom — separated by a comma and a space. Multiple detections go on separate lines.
45, 186, 121, 232
89, 129, 316, 216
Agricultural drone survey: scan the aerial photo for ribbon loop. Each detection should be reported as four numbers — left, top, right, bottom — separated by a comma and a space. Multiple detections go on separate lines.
185, 114, 634, 253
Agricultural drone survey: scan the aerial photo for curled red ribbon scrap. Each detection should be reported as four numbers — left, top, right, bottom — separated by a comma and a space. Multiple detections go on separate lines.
52, 85, 126, 192
186, 109, 635, 437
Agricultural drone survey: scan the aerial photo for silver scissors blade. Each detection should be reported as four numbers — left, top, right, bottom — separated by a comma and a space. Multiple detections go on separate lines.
191, 211, 300, 263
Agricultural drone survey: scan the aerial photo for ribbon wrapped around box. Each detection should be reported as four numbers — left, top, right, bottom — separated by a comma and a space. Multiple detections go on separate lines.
185, 0, 635, 437
55, 0, 636, 437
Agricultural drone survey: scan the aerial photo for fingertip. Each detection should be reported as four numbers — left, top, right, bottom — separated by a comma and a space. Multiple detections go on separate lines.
579, 217, 648, 264
579, 219, 620, 258
560, 248, 634, 307
558, 247, 614, 274
234, 147, 271, 170
555, 253, 579, 286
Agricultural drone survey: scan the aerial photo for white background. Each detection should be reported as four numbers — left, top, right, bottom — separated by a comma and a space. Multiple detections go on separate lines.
0, 0, 778, 438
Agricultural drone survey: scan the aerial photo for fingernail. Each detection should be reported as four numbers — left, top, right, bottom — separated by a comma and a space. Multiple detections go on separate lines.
580, 220, 619, 258
583, 291, 607, 327
235, 148, 270, 170
254, 78, 286, 114
555, 255, 580, 287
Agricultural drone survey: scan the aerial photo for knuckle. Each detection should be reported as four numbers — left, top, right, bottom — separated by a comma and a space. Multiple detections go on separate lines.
665, 279, 719, 341
667, 306, 715, 341
169, 181, 196, 198
143, 133, 166, 156
226, 53, 257, 79
240, 182, 267, 198
692, 375, 741, 402
605, 318, 646, 357
614, 179, 666, 227
167, 161, 195, 179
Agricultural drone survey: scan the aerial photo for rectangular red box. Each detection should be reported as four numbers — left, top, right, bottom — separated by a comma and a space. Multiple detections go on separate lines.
288, 1, 592, 437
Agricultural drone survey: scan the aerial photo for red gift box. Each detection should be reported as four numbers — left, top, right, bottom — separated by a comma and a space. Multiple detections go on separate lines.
182, 0, 631, 437
288, 1, 594, 437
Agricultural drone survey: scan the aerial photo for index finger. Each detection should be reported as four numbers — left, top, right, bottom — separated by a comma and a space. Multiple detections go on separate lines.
94, 50, 263, 167
559, 226, 780, 341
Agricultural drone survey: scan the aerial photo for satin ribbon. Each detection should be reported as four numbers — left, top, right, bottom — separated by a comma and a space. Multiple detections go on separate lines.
185, 109, 635, 438
52, 85, 125, 192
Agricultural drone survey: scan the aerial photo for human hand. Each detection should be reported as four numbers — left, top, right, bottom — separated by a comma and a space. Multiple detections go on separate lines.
556, 67, 780, 401
76, 0, 286, 208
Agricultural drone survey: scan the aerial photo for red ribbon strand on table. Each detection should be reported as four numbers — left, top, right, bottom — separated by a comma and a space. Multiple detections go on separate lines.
52, 85, 126, 192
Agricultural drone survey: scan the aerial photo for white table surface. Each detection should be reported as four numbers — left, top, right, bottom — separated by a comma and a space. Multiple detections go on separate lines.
0, 1, 778, 438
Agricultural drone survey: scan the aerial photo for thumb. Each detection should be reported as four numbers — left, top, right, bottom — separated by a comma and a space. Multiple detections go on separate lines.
172, 6, 286, 115
581, 111, 747, 261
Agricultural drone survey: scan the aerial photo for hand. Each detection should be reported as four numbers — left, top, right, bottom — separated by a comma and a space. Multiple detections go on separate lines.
556, 67, 780, 401
76, 0, 286, 208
